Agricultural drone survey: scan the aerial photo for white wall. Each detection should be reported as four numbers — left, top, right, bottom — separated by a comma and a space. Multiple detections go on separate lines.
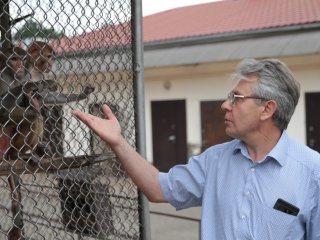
144, 56, 320, 162
285, 56, 320, 144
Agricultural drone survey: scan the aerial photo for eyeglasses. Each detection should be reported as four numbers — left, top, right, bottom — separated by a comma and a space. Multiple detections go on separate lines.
227, 92, 269, 104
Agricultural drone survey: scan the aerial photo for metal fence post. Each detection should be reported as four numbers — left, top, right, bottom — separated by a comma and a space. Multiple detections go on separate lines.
132, 0, 152, 240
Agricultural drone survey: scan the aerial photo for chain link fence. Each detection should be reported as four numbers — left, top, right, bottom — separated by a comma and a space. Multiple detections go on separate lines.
0, 0, 144, 239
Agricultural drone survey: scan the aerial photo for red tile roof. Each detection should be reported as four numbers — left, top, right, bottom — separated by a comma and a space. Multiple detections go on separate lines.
52, 0, 320, 54
144, 0, 320, 43
51, 22, 132, 55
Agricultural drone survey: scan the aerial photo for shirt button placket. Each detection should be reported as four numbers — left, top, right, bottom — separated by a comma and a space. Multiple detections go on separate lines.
238, 166, 256, 238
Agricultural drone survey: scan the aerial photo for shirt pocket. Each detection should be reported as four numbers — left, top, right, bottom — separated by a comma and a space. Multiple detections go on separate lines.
266, 207, 297, 227
255, 202, 297, 239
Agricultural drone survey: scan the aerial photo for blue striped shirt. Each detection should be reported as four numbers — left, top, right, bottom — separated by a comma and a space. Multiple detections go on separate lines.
159, 131, 320, 240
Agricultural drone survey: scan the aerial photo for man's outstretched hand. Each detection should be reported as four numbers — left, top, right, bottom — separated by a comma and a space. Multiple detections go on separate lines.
72, 104, 122, 148
73, 104, 166, 203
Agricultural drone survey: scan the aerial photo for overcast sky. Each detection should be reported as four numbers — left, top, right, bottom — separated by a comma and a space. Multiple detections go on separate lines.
142, 0, 219, 16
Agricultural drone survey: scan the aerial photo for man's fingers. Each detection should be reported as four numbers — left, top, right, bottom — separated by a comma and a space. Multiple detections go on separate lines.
102, 104, 114, 120
72, 109, 92, 125
72, 109, 82, 119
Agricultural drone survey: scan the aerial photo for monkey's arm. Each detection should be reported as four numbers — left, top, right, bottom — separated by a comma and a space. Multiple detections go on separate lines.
0, 81, 42, 124
41, 85, 94, 104
0, 91, 39, 125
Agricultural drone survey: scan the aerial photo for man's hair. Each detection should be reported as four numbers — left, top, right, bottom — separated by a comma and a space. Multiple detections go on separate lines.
234, 58, 300, 130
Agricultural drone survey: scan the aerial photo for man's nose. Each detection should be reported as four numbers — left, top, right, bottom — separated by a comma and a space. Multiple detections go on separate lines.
221, 99, 231, 112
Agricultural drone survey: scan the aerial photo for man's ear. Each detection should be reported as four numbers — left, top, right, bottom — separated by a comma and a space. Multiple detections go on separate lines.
260, 100, 277, 121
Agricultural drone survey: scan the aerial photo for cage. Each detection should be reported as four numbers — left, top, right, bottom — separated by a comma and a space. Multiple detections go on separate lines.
0, 0, 147, 239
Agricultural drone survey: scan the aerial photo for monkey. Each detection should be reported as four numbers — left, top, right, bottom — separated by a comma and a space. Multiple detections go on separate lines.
20, 41, 57, 159
0, 46, 28, 159
0, 46, 46, 162
0, 47, 36, 240
24, 41, 94, 159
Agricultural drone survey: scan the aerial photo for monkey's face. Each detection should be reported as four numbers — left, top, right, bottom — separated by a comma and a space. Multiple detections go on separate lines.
35, 51, 55, 74
8, 55, 26, 81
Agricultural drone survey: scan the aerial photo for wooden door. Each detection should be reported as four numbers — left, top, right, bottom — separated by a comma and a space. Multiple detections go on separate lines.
305, 92, 320, 152
151, 100, 187, 172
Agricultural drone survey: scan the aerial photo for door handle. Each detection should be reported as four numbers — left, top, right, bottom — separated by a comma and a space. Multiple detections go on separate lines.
168, 135, 176, 142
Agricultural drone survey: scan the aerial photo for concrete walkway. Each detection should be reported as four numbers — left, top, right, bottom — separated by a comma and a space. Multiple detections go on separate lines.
149, 202, 201, 240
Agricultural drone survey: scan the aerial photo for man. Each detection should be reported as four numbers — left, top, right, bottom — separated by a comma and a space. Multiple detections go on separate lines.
72, 58, 320, 239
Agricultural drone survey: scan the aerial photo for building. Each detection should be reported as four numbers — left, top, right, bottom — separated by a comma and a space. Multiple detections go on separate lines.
143, 0, 320, 171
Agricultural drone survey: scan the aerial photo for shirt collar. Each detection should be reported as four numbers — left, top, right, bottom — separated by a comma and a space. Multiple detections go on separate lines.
233, 130, 289, 166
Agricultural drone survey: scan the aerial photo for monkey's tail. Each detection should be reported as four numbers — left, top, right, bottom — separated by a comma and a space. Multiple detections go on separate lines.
7, 154, 25, 240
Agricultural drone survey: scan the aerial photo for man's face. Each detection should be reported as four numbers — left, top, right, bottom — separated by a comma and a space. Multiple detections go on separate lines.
8, 55, 26, 80
221, 75, 265, 140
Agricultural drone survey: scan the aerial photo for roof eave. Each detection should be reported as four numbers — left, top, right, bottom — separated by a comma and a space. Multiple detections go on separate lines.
144, 23, 320, 51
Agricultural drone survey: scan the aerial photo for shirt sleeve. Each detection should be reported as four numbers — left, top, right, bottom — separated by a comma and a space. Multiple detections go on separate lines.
159, 154, 207, 210
307, 175, 320, 239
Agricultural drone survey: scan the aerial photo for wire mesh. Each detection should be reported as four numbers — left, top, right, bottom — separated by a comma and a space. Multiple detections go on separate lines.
0, 0, 140, 239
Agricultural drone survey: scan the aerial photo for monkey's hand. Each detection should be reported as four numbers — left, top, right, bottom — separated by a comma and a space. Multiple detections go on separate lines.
41, 80, 58, 92
23, 84, 42, 112
84, 84, 95, 95
29, 96, 41, 112
23, 81, 39, 93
